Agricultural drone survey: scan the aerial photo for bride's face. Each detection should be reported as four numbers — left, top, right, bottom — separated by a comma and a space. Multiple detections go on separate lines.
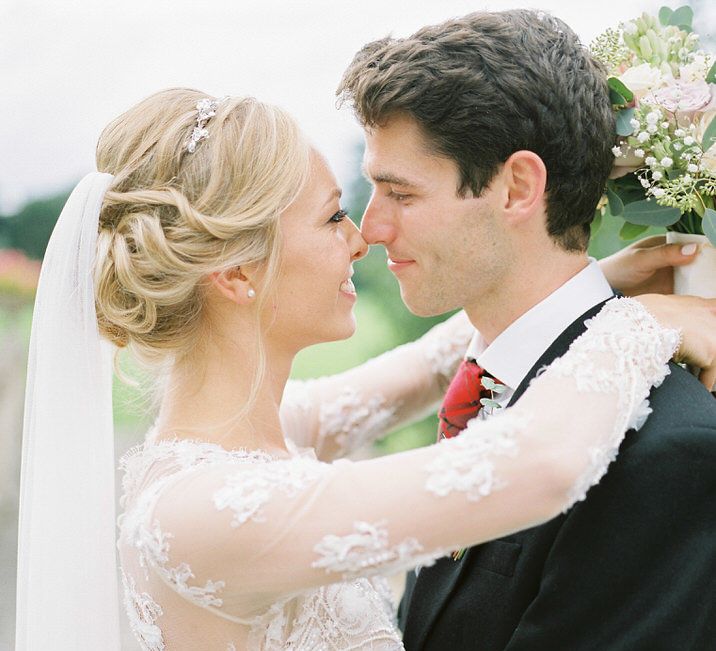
265, 151, 368, 351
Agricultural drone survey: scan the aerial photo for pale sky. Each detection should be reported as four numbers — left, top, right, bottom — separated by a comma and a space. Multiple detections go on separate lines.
4, 0, 705, 214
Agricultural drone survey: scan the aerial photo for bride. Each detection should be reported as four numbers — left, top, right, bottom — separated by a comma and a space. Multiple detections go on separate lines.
15, 89, 716, 651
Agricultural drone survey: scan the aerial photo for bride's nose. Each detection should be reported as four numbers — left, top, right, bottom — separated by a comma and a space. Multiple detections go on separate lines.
346, 219, 369, 261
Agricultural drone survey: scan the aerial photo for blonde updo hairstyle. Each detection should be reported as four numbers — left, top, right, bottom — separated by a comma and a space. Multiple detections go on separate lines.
94, 88, 310, 405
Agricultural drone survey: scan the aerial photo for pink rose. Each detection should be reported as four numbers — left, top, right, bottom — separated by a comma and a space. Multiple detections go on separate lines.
642, 80, 714, 118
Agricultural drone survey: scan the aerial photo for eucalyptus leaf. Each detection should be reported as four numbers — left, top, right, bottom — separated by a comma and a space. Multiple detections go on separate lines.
482, 376, 497, 390
620, 222, 649, 240
591, 210, 603, 236
616, 108, 636, 136
607, 185, 624, 216
479, 398, 501, 410
491, 384, 508, 395
608, 77, 634, 104
658, 6, 673, 25
668, 6, 693, 29
701, 115, 716, 151
622, 200, 682, 226
610, 88, 628, 106
707, 61, 716, 84
610, 175, 649, 205
703, 208, 716, 247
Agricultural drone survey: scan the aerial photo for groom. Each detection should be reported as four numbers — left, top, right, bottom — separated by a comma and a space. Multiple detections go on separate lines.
339, 9, 716, 650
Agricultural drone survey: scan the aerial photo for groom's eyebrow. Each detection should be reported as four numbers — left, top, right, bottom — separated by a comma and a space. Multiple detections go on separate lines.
361, 164, 417, 188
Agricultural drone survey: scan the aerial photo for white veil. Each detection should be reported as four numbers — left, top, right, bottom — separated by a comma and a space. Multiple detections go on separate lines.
15, 172, 121, 650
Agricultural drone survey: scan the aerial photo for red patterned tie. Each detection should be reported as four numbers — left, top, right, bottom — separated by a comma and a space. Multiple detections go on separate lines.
437, 359, 498, 441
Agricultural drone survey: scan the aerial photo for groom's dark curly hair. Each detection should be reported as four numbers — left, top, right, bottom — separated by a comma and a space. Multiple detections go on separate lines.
337, 9, 615, 252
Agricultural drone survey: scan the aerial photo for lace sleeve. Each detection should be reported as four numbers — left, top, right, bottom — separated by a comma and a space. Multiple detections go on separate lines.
133, 298, 679, 621
280, 310, 474, 460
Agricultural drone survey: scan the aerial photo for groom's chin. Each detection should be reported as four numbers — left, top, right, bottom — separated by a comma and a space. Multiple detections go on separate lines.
399, 290, 457, 319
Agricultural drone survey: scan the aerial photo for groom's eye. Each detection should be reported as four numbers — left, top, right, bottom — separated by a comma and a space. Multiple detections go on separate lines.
387, 190, 411, 202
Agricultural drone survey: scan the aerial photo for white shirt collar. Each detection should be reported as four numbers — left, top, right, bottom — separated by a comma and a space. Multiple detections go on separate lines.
466, 259, 613, 392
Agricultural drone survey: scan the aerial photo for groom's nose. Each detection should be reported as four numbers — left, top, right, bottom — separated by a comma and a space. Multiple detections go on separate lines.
360, 194, 396, 246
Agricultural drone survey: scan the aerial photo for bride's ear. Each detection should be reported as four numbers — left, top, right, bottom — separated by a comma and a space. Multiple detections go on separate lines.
208, 266, 258, 305
500, 150, 547, 226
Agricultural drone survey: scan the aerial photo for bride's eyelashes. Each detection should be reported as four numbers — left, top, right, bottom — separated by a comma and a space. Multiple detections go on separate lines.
329, 208, 349, 224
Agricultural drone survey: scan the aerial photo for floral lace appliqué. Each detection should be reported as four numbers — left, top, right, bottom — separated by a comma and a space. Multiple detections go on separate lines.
317, 386, 399, 456
422, 313, 475, 385
425, 411, 527, 501
249, 580, 402, 651
312, 520, 441, 579
213, 457, 327, 527
540, 298, 680, 505
121, 570, 165, 651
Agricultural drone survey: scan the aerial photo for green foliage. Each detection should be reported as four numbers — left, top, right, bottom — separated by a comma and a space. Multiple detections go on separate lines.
0, 190, 71, 260
606, 185, 624, 216
589, 209, 665, 258
616, 108, 636, 136
608, 77, 634, 106
666, 6, 693, 31
701, 115, 716, 151
620, 221, 649, 239
621, 199, 682, 226
703, 208, 716, 246
658, 6, 673, 25
707, 61, 716, 84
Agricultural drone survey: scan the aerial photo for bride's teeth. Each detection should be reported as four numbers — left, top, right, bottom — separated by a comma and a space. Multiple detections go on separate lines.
340, 279, 356, 294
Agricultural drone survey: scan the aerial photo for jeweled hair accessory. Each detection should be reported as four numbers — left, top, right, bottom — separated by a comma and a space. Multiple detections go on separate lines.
186, 98, 222, 153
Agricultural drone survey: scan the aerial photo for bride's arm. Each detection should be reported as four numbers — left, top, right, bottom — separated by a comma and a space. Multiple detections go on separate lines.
280, 310, 474, 460
131, 297, 688, 620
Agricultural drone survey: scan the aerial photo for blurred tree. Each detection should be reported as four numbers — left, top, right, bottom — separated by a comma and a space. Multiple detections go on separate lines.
0, 190, 71, 260
0, 218, 10, 249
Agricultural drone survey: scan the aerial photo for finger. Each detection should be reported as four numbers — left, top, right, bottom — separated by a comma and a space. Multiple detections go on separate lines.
635, 242, 699, 271
629, 234, 666, 249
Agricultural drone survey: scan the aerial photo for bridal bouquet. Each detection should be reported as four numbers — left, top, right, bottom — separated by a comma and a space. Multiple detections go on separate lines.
591, 5, 716, 246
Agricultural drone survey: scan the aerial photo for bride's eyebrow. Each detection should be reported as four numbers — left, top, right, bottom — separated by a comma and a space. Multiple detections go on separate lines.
322, 188, 342, 208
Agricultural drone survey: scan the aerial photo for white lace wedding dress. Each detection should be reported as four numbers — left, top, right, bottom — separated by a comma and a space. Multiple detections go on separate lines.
117, 299, 679, 650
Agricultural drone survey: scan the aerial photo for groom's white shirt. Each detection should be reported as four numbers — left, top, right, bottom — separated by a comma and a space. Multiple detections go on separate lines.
467, 259, 614, 411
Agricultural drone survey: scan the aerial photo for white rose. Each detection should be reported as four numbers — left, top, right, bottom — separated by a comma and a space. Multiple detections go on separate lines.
619, 63, 666, 99
679, 55, 711, 83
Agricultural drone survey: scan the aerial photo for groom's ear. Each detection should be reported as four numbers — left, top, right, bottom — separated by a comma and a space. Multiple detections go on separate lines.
499, 150, 547, 226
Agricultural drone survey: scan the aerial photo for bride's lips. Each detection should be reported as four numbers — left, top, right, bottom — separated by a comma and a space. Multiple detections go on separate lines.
387, 257, 415, 273
339, 276, 356, 300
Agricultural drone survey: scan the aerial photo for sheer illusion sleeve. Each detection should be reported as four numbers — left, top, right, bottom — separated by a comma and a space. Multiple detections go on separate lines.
127, 298, 680, 623
279, 310, 475, 460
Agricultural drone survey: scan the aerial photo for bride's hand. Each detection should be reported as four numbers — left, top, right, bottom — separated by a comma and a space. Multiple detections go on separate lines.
635, 294, 716, 390
599, 235, 700, 296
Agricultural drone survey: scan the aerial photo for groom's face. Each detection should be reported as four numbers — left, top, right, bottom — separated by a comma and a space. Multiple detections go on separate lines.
361, 114, 510, 317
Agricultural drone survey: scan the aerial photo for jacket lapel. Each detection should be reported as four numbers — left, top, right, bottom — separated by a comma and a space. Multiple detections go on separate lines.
402, 297, 614, 650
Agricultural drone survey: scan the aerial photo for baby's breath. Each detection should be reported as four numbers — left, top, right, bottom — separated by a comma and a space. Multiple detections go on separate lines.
590, 27, 631, 70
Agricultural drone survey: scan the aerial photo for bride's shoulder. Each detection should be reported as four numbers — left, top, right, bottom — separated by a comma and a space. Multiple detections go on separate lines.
118, 433, 316, 506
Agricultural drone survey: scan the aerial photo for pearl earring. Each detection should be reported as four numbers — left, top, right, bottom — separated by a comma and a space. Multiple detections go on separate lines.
247, 288, 256, 298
